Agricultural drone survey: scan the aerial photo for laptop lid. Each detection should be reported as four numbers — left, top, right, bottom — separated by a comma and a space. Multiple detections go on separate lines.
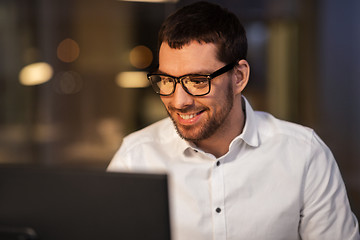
0, 165, 171, 240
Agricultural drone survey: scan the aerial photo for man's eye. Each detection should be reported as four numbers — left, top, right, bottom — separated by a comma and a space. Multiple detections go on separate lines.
160, 77, 173, 85
186, 77, 208, 88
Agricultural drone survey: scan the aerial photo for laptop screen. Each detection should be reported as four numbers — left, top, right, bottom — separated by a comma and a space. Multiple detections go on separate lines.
0, 165, 171, 240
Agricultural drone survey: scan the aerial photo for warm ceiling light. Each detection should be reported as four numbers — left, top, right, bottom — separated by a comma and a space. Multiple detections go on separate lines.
19, 62, 53, 86
116, 71, 150, 88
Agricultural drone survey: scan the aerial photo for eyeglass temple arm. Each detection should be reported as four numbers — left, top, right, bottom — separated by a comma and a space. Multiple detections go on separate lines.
209, 62, 237, 79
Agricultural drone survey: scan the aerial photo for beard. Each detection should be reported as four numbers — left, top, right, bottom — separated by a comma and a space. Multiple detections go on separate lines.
167, 81, 234, 142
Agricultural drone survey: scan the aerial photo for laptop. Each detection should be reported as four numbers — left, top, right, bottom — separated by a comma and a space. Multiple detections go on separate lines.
0, 164, 171, 240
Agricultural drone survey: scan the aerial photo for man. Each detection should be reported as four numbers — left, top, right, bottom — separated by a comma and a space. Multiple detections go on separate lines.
108, 1, 359, 239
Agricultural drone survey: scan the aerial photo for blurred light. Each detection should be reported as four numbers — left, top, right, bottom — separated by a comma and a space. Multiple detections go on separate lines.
116, 71, 150, 88
52, 71, 83, 94
129, 45, 153, 69
247, 22, 268, 45
119, 0, 178, 2
19, 62, 53, 86
34, 124, 60, 143
57, 38, 80, 63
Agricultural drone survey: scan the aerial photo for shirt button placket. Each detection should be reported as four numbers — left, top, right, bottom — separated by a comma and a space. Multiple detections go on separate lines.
212, 159, 226, 239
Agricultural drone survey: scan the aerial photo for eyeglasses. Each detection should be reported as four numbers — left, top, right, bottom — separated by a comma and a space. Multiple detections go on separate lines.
147, 62, 236, 96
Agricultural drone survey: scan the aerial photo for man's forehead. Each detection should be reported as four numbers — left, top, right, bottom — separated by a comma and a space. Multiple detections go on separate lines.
158, 41, 222, 75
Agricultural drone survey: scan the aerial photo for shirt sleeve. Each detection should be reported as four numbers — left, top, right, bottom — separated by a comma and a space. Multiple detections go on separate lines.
299, 131, 359, 240
107, 139, 131, 172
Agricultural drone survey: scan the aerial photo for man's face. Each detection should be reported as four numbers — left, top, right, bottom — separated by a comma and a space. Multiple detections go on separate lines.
158, 41, 235, 142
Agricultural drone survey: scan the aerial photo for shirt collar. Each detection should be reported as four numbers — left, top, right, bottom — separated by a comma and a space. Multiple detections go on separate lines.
238, 96, 260, 147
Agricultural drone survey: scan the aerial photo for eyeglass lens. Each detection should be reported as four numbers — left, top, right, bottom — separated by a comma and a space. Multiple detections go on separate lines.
151, 75, 210, 96
148, 62, 236, 96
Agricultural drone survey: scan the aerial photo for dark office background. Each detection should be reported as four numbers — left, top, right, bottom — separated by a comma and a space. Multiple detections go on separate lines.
1, 0, 359, 218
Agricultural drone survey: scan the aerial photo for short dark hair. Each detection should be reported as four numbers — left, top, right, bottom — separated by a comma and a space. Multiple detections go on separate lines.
158, 1, 248, 64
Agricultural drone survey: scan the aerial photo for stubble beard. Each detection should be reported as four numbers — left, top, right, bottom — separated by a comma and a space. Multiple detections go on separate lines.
167, 82, 234, 142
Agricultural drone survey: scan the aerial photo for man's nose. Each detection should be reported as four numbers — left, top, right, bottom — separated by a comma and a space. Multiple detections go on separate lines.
171, 83, 194, 109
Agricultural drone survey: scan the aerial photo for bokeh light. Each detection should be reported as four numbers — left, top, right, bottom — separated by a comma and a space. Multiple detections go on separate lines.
52, 71, 83, 94
129, 45, 153, 69
57, 38, 80, 63
19, 62, 53, 86
115, 71, 150, 88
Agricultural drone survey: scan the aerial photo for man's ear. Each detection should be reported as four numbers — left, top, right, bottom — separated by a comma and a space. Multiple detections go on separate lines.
233, 59, 250, 95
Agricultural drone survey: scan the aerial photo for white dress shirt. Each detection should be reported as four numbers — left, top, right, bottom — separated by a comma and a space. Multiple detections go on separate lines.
107, 97, 359, 240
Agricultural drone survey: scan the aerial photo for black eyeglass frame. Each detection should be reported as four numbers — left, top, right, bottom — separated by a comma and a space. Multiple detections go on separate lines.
147, 62, 237, 97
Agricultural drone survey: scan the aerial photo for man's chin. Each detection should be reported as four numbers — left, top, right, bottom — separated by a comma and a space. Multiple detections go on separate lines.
175, 125, 206, 142
177, 128, 194, 140
170, 115, 207, 141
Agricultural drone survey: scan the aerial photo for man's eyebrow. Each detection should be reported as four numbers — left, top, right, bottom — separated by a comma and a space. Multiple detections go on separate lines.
155, 69, 168, 75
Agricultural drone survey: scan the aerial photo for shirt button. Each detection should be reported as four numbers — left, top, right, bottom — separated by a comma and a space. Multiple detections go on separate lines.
216, 161, 220, 166
216, 207, 221, 213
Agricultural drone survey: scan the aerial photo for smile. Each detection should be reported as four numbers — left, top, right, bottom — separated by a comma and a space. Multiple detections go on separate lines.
178, 110, 204, 121
179, 113, 198, 120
